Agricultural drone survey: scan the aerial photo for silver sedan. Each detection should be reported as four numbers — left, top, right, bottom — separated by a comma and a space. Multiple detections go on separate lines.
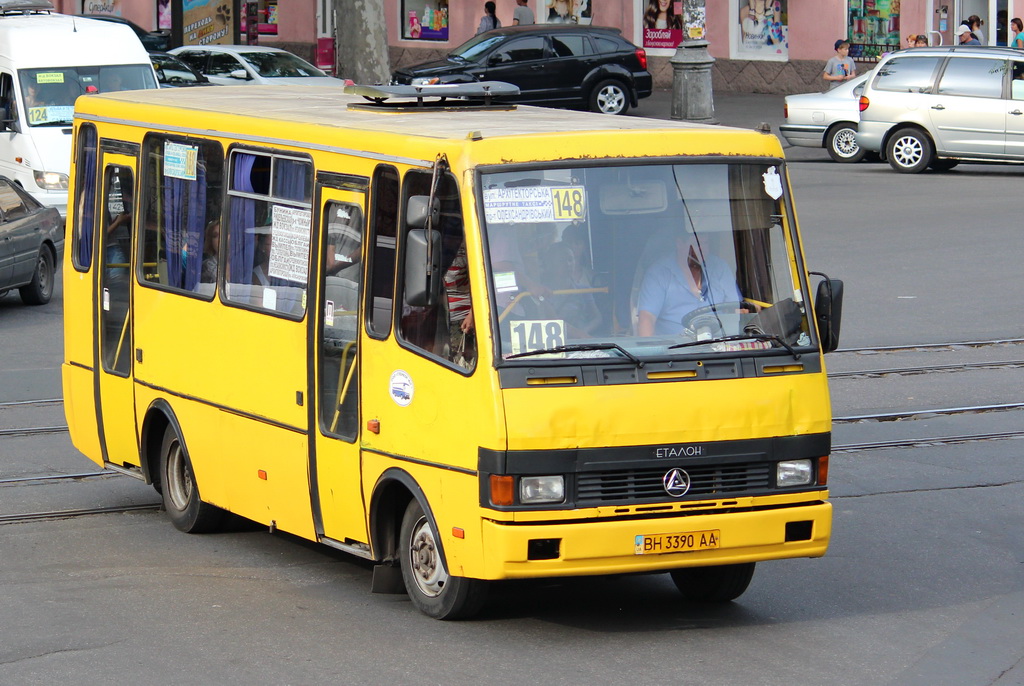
779, 73, 871, 163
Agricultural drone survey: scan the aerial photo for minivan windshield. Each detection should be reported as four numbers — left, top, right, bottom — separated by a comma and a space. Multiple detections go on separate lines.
481, 162, 813, 362
19, 65, 156, 127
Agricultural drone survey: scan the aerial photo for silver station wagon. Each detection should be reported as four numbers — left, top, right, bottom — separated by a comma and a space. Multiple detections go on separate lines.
858, 46, 1024, 173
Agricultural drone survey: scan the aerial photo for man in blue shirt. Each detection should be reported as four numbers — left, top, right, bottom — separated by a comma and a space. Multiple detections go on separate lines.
637, 232, 741, 337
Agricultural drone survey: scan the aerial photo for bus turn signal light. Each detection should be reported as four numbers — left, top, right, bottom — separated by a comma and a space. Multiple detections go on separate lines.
818, 456, 829, 486
490, 475, 514, 506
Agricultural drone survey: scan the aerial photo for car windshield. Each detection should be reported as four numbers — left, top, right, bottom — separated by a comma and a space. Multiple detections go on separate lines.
449, 35, 505, 62
151, 55, 205, 86
240, 52, 326, 78
481, 162, 814, 363
19, 65, 156, 126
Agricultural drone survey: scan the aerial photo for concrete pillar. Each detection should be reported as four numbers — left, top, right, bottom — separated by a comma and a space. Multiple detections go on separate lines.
670, 39, 717, 124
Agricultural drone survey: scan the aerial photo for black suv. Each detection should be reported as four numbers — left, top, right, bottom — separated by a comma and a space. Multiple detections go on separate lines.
391, 25, 652, 115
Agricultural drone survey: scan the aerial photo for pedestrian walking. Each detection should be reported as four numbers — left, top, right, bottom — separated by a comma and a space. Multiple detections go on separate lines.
477, 1, 501, 33
513, 0, 535, 25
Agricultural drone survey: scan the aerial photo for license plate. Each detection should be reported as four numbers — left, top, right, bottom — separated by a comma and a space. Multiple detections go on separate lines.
634, 530, 720, 555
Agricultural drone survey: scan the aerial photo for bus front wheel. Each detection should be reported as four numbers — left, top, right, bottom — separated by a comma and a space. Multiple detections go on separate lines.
160, 426, 225, 533
399, 499, 487, 619
670, 562, 756, 603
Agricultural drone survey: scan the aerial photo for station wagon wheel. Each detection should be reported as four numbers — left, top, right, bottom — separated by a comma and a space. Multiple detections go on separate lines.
399, 498, 488, 619
670, 562, 756, 603
19, 248, 54, 306
590, 79, 629, 115
825, 122, 865, 163
159, 425, 225, 533
886, 127, 933, 173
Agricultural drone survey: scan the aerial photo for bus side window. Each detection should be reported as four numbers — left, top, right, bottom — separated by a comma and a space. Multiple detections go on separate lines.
72, 123, 98, 271
398, 170, 475, 370
223, 150, 312, 316
366, 165, 399, 337
138, 135, 224, 295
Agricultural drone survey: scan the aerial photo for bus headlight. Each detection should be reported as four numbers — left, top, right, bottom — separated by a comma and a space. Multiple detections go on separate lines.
520, 475, 565, 504
34, 171, 69, 190
777, 459, 813, 487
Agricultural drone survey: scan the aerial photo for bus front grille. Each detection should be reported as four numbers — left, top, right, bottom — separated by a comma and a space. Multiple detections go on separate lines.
576, 462, 773, 504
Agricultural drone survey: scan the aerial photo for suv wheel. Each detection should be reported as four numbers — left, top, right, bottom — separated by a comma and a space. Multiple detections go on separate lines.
590, 80, 629, 115
826, 122, 865, 163
886, 128, 933, 173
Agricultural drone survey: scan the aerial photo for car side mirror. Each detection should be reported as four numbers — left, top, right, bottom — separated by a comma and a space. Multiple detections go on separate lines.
813, 275, 844, 353
404, 227, 442, 307
229, 69, 249, 80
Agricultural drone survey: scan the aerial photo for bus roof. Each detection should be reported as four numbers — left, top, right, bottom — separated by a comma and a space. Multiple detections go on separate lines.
76, 85, 786, 165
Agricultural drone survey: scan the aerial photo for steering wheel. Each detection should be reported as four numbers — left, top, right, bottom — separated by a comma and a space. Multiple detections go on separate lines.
680, 301, 745, 340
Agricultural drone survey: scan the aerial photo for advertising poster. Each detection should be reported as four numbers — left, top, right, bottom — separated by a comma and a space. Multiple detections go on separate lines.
402, 0, 449, 40
182, 0, 233, 46
735, 0, 788, 60
642, 0, 682, 49
542, 0, 592, 25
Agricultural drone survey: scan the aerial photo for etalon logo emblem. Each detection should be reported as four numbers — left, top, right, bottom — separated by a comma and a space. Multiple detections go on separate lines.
663, 468, 691, 497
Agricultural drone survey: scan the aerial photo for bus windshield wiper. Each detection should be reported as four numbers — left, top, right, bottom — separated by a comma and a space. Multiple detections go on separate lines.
507, 342, 644, 367
668, 333, 801, 360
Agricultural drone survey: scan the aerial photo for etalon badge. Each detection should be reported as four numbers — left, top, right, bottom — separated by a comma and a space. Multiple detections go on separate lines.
663, 468, 691, 497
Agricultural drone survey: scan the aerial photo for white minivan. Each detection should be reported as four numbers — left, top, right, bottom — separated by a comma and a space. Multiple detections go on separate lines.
0, 2, 158, 216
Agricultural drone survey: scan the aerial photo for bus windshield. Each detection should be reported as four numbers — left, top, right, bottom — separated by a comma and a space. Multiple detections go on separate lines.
481, 162, 813, 362
19, 65, 156, 127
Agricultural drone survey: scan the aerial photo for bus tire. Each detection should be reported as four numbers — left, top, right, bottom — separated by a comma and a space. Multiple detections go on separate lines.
19, 247, 54, 306
159, 425, 225, 533
399, 498, 487, 620
670, 562, 756, 603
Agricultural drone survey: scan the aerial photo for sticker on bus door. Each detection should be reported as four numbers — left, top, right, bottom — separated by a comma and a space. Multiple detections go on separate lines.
389, 370, 414, 406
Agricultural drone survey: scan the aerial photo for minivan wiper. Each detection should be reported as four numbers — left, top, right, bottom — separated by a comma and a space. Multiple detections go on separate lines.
507, 342, 644, 367
668, 333, 801, 359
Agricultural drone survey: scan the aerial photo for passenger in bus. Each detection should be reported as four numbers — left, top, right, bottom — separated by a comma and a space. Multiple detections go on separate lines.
200, 219, 220, 283
636, 231, 741, 337
105, 188, 133, 284
539, 241, 601, 337
444, 241, 475, 368
250, 226, 272, 286
560, 223, 595, 288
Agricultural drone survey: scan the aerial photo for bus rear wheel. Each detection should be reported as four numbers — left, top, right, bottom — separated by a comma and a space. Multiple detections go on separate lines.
399, 499, 487, 619
160, 426, 225, 533
670, 562, 756, 603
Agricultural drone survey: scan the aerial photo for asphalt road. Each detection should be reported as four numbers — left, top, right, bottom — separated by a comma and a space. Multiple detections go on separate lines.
1, 101, 1022, 685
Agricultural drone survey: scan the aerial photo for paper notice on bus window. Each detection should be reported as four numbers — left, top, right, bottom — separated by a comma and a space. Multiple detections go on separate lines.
36, 72, 64, 84
164, 142, 198, 181
268, 206, 312, 283
483, 186, 586, 224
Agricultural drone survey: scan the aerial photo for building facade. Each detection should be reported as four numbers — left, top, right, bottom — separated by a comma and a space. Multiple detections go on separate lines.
52, 0, 1023, 94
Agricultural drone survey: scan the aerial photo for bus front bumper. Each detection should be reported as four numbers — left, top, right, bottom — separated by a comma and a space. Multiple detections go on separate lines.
475, 499, 831, 580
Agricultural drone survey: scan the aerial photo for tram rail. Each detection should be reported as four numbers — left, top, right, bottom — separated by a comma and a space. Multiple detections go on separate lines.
0, 503, 161, 525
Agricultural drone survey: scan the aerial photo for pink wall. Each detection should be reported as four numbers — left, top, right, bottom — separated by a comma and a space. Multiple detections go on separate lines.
706, 1, 848, 61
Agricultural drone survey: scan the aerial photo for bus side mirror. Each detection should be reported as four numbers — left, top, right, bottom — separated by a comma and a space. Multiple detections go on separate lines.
814, 277, 844, 353
404, 227, 442, 307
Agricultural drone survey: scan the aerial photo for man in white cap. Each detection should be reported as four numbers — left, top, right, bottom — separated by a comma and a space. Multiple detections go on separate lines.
957, 23, 981, 44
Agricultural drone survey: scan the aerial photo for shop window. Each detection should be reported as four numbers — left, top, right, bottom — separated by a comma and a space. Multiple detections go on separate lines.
402, 0, 449, 40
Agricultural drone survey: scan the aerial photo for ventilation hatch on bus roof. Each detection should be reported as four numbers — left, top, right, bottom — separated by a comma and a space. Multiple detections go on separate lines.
345, 82, 519, 112
0, 0, 53, 15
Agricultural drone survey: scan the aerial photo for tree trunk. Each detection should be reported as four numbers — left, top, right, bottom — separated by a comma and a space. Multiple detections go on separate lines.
333, 0, 391, 85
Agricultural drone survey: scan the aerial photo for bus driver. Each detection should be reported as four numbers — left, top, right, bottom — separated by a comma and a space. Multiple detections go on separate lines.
636, 230, 741, 337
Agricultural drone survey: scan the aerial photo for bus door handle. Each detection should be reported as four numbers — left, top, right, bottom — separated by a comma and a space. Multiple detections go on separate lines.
1010, 109, 1024, 116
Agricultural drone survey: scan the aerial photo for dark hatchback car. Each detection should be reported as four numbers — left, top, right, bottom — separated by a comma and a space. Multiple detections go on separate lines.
0, 176, 62, 306
81, 14, 172, 52
391, 25, 652, 115
150, 52, 214, 88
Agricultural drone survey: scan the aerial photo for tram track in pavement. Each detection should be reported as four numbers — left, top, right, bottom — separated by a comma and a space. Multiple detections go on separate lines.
0, 502, 161, 525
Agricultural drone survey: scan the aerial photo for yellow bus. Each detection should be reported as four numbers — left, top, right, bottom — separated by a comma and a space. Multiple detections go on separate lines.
63, 83, 844, 619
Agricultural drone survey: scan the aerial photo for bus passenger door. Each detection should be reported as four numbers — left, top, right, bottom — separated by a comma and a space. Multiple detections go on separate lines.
95, 154, 138, 467
311, 186, 369, 546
